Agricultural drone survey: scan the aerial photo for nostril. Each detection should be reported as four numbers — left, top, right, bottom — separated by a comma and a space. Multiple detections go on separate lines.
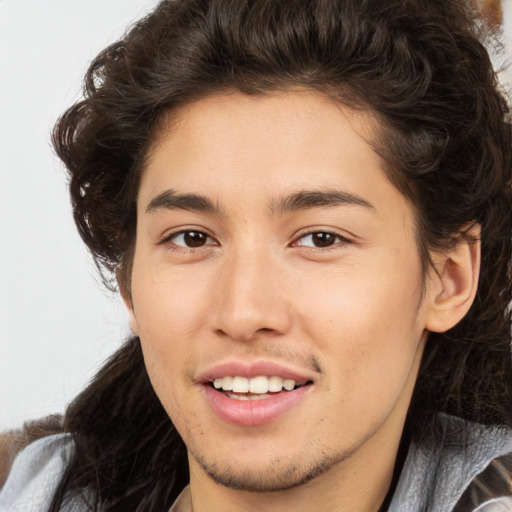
214, 326, 281, 343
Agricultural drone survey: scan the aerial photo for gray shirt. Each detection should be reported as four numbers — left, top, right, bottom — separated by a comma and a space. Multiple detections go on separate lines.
1, 414, 512, 511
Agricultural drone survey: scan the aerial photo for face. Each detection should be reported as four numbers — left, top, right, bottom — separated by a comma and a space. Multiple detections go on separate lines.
127, 91, 433, 493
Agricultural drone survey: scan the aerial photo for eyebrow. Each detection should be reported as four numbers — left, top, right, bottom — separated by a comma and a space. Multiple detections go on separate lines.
145, 188, 374, 216
268, 190, 374, 216
146, 190, 223, 215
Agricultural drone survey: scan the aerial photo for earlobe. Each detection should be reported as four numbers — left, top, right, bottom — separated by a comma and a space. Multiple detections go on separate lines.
117, 273, 139, 336
425, 225, 481, 333
126, 308, 139, 337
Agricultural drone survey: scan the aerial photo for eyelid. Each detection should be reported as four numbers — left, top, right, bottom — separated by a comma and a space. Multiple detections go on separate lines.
158, 227, 218, 248
291, 229, 353, 249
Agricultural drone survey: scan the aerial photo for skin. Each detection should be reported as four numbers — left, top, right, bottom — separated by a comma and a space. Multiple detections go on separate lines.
124, 91, 479, 512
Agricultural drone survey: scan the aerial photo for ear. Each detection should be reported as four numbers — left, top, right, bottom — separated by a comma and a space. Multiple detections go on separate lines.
424, 225, 481, 333
117, 273, 139, 336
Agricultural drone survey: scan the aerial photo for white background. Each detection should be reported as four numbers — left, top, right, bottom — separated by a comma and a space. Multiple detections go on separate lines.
0, 0, 159, 431
0, 0, 511, 431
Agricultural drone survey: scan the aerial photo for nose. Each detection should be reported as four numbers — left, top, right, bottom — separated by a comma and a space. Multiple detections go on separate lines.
212, 248, 292, 343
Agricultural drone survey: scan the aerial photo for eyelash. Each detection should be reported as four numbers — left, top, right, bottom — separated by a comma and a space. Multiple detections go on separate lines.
160, 229, 351, 251
291, 230, 351, 250
160, 230, 217, 250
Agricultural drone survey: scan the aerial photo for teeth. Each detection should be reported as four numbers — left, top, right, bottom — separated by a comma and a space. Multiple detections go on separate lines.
268, 376, 284, 392
212, 376, 300, 394
232, 376, 249, 393
249, 376, 269, 394
220, 376, 233, 391
225, 392, 270, 400
283, 379, 295, 391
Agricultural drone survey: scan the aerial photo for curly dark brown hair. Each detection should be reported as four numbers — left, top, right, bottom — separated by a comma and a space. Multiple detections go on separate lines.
49, 0, 511, 510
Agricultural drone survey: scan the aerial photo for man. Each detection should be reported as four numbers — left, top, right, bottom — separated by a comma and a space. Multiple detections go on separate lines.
1, 0, 511, 511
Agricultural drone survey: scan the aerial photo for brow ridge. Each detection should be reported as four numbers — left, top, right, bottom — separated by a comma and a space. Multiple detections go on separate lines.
146, 188, 374, 217
268, 190, 374, 216
146, 189, 221, 215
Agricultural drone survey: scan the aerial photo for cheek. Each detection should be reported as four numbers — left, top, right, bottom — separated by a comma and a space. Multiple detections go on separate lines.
295, 250, 425, 388
129, 262, 213, 401
131, 260, 211, 342
298, 257, 422, 337
133, 285, 203, 431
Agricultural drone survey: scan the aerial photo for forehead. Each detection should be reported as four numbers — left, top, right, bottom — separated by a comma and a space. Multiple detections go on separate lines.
140, 91, 389, 205
151, 90, 379, 153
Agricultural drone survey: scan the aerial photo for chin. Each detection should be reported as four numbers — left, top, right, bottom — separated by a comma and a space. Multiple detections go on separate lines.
192, 449, 348, 492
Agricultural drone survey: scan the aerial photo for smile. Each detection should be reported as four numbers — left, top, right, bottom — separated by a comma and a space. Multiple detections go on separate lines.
204, 375, 313, 425
212, 375, 306, 395
199, 361, 317, 425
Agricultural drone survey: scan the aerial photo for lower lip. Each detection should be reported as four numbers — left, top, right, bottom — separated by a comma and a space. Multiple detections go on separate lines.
203, 384, 312, 426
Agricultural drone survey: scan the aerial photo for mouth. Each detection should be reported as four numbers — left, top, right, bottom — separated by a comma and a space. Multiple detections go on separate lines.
209, 375, 313, 401
199, 361, 318, 425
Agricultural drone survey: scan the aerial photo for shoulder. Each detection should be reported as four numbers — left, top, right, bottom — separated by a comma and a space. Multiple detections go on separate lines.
0, 433, 74, 512
390, 414, 512, 512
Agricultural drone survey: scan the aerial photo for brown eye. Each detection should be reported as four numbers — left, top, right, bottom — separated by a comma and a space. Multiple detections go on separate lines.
169, 231, 211, 248
311, 233, 337, 247
295, 232, 348, 248
183, 231, 207, 247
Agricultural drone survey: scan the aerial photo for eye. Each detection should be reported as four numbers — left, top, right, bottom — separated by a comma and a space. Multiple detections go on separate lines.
294, 231, 348, 248
166, 230, 215, 248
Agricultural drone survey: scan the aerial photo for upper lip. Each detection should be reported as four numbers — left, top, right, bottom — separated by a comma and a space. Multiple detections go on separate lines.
196, 360, 318, 385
